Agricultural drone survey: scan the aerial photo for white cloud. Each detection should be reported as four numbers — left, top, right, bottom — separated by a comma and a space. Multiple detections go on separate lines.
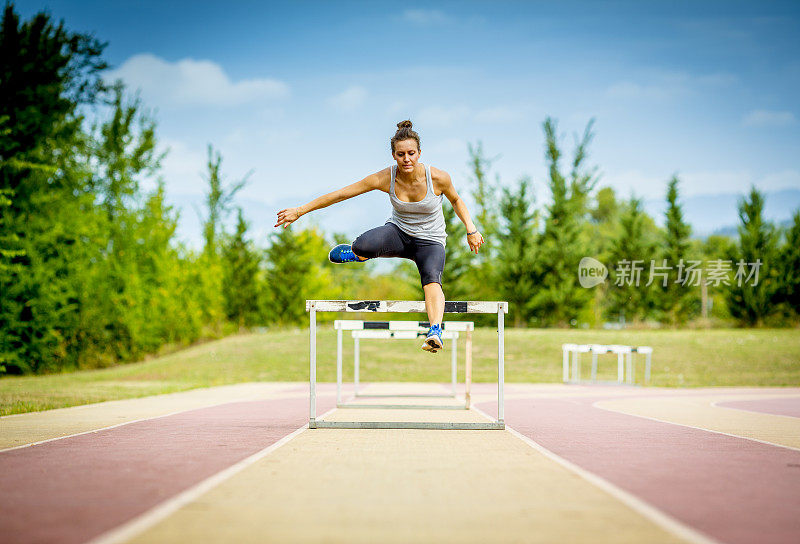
415, 105, 471, 127
753, 169, 800, 191
606, 70, 736, 102
327, 86, 368, 111
742, 109, 796, 127
602, 169, 667, 199
402, 9, 451, 25
106, 53, 289, 108
474, 106, 521, 124
599, 168, 800, 200
679, 169, 800, 195
606, 80, 688, 101
426, 137, 466, 156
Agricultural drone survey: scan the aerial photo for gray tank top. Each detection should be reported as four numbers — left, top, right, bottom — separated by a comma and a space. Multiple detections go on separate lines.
387, 164, 447, 247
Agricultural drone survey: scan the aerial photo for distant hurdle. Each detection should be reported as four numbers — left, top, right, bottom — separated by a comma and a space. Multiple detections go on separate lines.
334, 320, 474, 410
562, 344, 653, 385
306, 300, 508, 430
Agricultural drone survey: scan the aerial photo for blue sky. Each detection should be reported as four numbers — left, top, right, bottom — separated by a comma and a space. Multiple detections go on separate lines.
15, 0, 800, 244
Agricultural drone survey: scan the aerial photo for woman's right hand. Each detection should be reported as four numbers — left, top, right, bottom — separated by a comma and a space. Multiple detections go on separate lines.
467, 230, 484, 254
275, 207, 301, 228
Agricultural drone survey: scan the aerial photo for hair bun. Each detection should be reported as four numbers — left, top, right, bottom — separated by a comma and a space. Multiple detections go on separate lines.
397, 120, 413, 129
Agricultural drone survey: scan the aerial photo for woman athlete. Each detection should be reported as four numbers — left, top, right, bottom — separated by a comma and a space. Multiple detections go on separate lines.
274, 120, 484, 352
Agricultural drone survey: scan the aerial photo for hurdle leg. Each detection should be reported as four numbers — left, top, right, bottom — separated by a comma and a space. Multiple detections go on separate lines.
591, 351, 598, 382
645, 352, 651, 384
626, 352, 633, 384
451, 334, 457, 396
354, 336, 360, 396
309, 304, 317, 428
617, 352, 624, 383
498, 304, 505, 426
465, 329, 473, 409
563, 348, 569, 383
336, 327, 342, 405
572, 351, 578, 382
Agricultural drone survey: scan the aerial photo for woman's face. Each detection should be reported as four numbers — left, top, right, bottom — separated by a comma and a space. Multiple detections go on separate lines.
392, 139, 420, 174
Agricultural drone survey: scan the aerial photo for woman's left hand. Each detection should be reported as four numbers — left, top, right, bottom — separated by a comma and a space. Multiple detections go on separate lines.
467, 231, 484, 254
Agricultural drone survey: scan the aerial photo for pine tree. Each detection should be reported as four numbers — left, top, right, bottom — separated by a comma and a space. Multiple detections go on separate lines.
441, 203, 471, 300
466, 141, 500, 247
0, 4, 106, 373
201, 145, 250, 258
264, 227, 317, 325
222, 208, 262, 328
726, 187, 780, 325
81, 82, 164, 362
606, 198, 657, 323
583, 186, 621, 326
460, 142, 501, 324
530, 117, 597, 326
775, 211, 800, 317
661, 176, 694, 324
496, 177, 538, 326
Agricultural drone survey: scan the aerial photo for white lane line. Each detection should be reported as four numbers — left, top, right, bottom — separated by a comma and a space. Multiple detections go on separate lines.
470, 405, 720, 544
86, 407, 337, 544
0, 389, 331, 454
593, 400, 800, 453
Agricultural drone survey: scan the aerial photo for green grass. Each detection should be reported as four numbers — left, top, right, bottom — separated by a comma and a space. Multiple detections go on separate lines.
1, 327, 799, 416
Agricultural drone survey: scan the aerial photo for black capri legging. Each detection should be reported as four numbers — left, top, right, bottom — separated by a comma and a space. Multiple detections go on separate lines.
352, 222, 445, 287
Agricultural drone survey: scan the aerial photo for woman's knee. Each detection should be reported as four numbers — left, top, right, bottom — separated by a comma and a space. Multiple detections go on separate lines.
351, 233, 378, 259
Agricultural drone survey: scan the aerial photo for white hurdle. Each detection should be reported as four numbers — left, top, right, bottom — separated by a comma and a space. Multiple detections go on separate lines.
334, 320, 473, 410
307, 300, 508, 430
562, 344, 653, 385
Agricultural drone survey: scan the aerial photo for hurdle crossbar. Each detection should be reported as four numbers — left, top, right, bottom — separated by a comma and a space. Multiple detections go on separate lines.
307, 300, 507, 430
334, 321, 469, 410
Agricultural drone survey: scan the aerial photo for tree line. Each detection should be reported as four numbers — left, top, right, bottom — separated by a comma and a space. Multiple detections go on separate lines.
1, 4, 798, 375
447, 131, 800, 329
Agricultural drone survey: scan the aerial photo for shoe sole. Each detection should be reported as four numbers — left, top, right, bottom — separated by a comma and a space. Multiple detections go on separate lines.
422, 337, 444, 352
328, 254, 368, 264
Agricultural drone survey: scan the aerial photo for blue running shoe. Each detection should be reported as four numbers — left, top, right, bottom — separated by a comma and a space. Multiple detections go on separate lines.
422, 324, 444, 352
328, 244, 365, 264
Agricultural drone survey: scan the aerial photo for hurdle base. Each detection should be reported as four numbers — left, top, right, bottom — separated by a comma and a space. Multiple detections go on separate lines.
336, 403, 468, 410
354, 393, 457, 399
312, 420, 505, 430
564, 380, 641, 387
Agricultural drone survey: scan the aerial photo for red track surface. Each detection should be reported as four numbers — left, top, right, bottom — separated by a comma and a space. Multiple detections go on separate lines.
477, 395, 800, 544
717, 396, 800, 418
0, 392, 334, 544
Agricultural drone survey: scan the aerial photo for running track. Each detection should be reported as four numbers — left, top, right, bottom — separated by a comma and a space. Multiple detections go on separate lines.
476, 393, 800, 544
0, 391, 337, 544
2, 385, 799, 544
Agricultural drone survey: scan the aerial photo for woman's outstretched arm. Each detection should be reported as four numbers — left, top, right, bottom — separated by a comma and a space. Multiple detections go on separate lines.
432, 167, 485, 254
274, 169, 388, 228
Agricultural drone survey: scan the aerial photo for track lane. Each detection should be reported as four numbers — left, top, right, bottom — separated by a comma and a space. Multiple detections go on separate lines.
716, 396, 800, 419
0, 391, 336, 544
477, 394, 800, 544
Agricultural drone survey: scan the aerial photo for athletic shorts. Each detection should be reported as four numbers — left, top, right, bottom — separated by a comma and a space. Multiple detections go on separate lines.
351, 222, 445, 287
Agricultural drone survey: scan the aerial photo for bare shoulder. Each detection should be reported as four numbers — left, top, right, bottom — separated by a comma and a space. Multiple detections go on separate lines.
430, 165, 453, 191
363, 167, 391, 193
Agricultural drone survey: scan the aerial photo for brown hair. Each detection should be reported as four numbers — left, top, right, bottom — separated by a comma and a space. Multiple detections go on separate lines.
390, 120, 421, 153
